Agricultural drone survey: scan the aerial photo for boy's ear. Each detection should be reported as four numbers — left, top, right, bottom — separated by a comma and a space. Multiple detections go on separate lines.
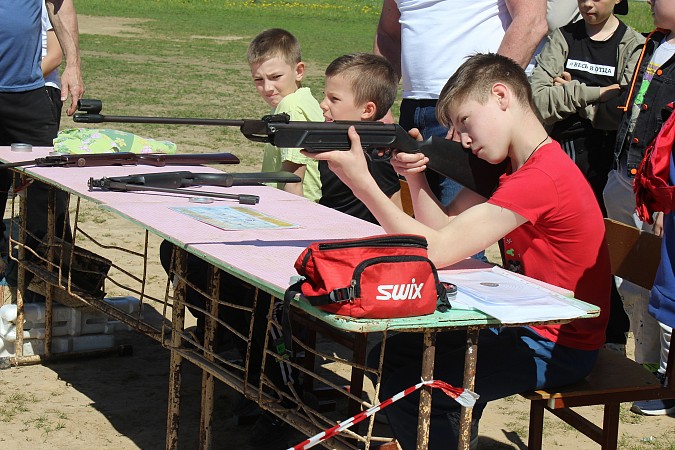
361, 101, 377, 120
295, 62, 306, 83
492, 83, 510, 111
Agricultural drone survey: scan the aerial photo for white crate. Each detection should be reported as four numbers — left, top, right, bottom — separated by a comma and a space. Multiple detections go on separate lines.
80, 296, 141, 335
0, 303, 80, 341
0, 297, 141, 357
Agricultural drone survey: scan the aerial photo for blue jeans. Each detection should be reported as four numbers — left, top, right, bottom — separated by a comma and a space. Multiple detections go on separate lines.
400, 99, 462, 205
369, 327, 598, 450
399, 99, 487, 262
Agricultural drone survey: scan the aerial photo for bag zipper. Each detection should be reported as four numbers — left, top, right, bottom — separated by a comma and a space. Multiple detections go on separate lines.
317, 234, 427, 251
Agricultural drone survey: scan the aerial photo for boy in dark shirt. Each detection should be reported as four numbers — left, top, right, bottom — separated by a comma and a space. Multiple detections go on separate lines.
318, 52, 402, 222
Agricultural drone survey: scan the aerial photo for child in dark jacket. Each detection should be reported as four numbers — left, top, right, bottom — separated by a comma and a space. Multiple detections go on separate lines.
530, 0, 643, 213
603, 1, 675, 381
529, 0, 644, 358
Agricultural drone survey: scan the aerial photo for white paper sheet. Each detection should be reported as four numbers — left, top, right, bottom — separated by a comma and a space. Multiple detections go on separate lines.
440, 267, 588, 323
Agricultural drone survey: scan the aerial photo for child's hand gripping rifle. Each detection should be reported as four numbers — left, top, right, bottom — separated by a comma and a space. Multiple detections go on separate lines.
74, 99, 504, 198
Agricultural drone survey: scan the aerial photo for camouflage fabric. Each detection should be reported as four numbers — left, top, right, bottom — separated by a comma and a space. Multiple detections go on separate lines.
53, 128, 177, 154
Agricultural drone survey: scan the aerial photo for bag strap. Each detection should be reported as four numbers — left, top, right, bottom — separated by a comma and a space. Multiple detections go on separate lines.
305, 287, 353, 307
281, 279, 353, 354
435, 279, 451, 313
281, 279, 305, 356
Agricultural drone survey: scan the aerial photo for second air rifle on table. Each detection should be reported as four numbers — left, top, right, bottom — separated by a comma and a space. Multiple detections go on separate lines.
74, 99, 504, 198
0, 151, 241, 170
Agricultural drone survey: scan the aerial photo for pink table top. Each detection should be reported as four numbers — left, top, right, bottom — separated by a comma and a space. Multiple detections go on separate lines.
0, 146, 594, 331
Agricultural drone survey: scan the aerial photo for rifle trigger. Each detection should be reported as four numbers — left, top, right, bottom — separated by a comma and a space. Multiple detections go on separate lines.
368, 148, 393, 162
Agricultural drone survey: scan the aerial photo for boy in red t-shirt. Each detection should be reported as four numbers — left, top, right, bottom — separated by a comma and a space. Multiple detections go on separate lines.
307, 53, 611, 449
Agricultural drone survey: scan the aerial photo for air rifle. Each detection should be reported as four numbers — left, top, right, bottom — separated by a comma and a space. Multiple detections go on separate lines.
88, 170, 301, 190
87, 171, 301, 205
74, 99, 504, 198
0, 151, 240, 170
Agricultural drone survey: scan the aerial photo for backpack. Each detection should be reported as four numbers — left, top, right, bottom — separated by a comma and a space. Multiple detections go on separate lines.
634, 102, 675, 224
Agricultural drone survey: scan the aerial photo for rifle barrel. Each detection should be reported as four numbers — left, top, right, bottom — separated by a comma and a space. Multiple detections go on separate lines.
0, 160, 37, 169
98, 182, 259, 204
190, 171, 301, 186
73, 113, 245, 127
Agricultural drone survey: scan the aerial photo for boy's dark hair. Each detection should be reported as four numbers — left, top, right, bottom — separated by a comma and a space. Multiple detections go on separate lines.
436, 53, 535, 128
325, 53, 398, 121
247, 28, 302, 66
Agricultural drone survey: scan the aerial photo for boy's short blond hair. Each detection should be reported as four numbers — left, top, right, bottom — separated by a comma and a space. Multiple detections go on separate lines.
436, 53, 535, 128
325, 53, 398, 121
247, 28, 302, 67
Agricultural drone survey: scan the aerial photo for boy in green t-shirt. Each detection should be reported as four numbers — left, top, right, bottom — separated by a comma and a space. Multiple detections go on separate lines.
247, 28, 323, 202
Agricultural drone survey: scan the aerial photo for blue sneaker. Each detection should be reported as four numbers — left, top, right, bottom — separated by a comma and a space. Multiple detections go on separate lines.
630, 398, 675, 416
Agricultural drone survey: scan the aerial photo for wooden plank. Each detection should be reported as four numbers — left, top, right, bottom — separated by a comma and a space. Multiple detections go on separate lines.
521, 349, 661, 402
604, 218, 661, 290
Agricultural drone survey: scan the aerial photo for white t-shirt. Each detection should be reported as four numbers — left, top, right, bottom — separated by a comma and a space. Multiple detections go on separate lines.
527, 0, 581, 75
41, 3, 60, 90
397, 0, 511, 99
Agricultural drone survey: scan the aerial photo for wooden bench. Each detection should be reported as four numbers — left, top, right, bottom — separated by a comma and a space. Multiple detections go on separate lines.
521, 218, 675, 449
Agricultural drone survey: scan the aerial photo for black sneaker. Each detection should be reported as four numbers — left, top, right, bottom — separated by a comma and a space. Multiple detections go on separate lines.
231, 395, 261, 425
248, 412, 293, 450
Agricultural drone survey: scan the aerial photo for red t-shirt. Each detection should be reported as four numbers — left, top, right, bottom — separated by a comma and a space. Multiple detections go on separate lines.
488, 142, 610, 350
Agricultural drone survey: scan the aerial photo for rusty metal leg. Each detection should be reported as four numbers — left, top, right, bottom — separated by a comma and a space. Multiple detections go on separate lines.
459, 326, 480, 450
416, 329, 437, 449
166, 248, 188, 450
13, 174, 28, 361
43, 185, 56, 359
199, 265, 220, 450
200, 370, 215, 450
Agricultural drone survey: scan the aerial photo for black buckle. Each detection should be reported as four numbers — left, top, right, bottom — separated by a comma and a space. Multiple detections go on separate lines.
329, 287, 352, 303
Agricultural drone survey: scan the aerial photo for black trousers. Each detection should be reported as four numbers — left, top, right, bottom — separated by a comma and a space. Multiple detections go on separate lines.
0, 88, 71, 282
556, 130, 630, 345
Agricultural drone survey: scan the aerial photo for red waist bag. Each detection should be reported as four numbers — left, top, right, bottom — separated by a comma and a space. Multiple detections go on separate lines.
288, 234, 449, 318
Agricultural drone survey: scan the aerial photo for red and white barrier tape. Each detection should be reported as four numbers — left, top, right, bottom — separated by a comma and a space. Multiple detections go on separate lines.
287, 379, 479, 450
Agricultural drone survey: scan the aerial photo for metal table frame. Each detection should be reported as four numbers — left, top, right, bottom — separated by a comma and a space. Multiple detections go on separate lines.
0, 146, 600, 450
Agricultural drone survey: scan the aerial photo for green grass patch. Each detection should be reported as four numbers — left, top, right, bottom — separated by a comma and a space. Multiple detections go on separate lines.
67, 0, 654, 168
70, 0, 389, 166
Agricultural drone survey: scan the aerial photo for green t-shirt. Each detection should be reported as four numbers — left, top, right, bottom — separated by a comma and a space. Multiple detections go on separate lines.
261, 87, 323, 202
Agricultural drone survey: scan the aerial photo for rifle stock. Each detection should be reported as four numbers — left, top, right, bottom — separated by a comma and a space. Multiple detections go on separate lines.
417, 137, 505, 199
74, 99, 503, 197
